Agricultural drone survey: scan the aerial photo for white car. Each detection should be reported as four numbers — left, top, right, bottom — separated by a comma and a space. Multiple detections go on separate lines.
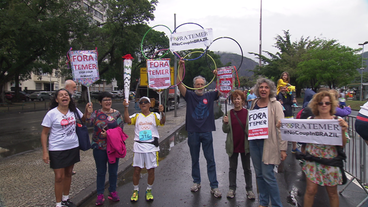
111, 91, 122, 98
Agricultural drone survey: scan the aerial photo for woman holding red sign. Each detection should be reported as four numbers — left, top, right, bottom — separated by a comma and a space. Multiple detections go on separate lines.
249, 78, 287, 207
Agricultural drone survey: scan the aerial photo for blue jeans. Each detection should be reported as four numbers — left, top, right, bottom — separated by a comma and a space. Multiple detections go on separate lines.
249, 139, 283, 207
93, 149, 119, 194
187, 131, 218, 189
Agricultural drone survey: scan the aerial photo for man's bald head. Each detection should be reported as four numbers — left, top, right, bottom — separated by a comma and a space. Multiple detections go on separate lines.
65, 80, 77, 95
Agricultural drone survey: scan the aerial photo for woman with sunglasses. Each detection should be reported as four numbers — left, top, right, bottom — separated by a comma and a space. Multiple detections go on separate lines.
41, 89, 92, 207
89, 92, 125, 205
302, 91, 348, 207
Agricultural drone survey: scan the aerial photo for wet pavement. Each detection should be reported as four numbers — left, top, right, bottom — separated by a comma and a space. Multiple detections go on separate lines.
1, 101, 368, 206
78, 103, 368, 207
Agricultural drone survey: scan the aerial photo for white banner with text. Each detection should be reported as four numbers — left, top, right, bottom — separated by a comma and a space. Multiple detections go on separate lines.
248, 108, 269, 140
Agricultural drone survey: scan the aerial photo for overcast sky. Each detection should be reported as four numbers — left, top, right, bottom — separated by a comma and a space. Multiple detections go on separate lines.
148, 0, 368, 61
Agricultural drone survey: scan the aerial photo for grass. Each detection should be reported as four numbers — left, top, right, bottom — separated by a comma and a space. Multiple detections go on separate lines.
296, 97, 366, 111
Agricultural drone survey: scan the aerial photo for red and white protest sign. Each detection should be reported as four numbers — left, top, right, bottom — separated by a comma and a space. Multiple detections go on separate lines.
69, 50, 99, 87
217, 66, 235, 97
147, 59, 171, 90
248, 108, 269, 140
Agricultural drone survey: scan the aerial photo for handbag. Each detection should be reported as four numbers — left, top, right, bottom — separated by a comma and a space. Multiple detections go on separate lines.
74, 111, 91, 151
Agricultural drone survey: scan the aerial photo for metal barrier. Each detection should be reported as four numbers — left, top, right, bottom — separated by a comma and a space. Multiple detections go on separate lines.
340, 115, 368, 207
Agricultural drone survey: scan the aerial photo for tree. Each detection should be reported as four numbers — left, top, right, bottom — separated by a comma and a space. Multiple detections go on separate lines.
0, 0, 90, 102
297, 39, 360, 90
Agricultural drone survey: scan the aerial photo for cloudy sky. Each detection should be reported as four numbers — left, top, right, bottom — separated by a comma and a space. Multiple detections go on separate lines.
148, 0, 368, 61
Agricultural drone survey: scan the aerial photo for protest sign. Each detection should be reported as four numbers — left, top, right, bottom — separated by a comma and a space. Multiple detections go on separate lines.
280, 119, 342, 146
217, 66, 234, 98
147, 59, 171, 90
170, 28, 213, 52
69, 50, 99, 87
248, 108, 269, 140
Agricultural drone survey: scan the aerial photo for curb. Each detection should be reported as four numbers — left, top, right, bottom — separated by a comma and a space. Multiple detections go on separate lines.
73, 121, 186, 206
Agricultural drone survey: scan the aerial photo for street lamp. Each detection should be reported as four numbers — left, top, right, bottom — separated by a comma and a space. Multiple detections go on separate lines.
359, 41, 368, 101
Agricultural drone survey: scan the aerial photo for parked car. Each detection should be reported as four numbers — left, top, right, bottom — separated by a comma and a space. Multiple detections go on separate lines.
5, 91, 29, 102
29, 91, 51, 101
90, 91, 100, 100
74, 92, 81, 99
111, 91, 123, 98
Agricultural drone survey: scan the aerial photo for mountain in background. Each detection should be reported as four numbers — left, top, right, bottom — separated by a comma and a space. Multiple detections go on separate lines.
215, 52, 258, 77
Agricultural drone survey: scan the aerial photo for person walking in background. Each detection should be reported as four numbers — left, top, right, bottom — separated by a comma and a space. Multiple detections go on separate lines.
249, 78, 287, 207
330, 89, 351, 117
222, 90, 255, 200
177, 60, 222, 198
124, 97, 165, 202
300, 91, 348, 207
278, 85, 300, 153
88, 92, 125, 206
277, 71, 298, 107
41, 89, 92, 207
246, 89, 257, 109
338, 89, 346, 108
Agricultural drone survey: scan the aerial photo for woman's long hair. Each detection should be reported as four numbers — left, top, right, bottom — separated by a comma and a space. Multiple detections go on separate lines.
49, 89, 77, 112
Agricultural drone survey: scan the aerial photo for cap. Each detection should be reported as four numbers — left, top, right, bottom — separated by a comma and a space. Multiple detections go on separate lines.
139, 96, 151, 103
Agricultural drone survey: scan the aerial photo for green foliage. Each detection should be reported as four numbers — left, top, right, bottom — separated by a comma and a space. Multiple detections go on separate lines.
251, 30, 361, 93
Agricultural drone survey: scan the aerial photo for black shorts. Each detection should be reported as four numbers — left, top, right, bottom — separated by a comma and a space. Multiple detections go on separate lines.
355, 113, 368, 141
49, 147, 80, 169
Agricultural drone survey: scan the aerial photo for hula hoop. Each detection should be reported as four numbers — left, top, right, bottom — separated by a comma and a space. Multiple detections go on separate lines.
178, 51, 217, 90
171, 22, 208, 61
206, 36, 244, 71
141, 24, 172, 60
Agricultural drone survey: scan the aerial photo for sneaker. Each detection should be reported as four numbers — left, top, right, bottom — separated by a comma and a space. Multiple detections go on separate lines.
292, 103, 298, 107
145, 189, 154, 201
246, 191, 256, 200
190, 183, 201, 192
108, 191, 120, 202
61, 199, 76, 207
291, 148, 301, 153
95, 194, 104, 206
210, 188, 222, 198
226, 189, 235, 199
130, 190, 139, 202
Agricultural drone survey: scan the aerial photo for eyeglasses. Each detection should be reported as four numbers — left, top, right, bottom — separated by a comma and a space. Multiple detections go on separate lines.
102, 99, 112, 102
318, 102, 331, 106
139, 100, 149, 105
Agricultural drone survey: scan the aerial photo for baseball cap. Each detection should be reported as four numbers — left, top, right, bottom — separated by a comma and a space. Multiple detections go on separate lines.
139, 96, 151, 103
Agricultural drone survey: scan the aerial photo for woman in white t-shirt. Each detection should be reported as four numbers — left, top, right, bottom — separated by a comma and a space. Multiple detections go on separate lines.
41, 89, 92, 207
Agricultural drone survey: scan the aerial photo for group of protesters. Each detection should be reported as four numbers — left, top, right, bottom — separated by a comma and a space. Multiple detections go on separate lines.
41, 64, 363, 207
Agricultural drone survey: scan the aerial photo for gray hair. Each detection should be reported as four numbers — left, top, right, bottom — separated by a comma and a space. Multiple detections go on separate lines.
65, 79, 76, 87
193, 75, 206, 86
253, 78, 277, 98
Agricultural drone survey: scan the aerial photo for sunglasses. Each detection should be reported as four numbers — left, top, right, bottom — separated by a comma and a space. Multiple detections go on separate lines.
139, 100, 149, 105
318, 102, 331, 106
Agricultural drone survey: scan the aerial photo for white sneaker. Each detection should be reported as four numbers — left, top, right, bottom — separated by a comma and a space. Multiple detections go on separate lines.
190, 183, 201, 192
211, 188, 222, 198
226, 189, 235, 199
247, 190, 256, 200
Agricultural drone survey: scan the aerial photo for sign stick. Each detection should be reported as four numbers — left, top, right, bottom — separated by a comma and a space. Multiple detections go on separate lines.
87, 87, 91, 103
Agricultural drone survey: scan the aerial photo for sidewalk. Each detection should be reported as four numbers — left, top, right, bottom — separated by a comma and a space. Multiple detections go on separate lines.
0, 105, 186, 207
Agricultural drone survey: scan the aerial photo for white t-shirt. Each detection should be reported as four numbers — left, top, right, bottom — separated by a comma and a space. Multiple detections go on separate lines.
339, 92, 346, 102
41, 108, 83, 151
359, 101, 368, 117
129, 112, 163, 153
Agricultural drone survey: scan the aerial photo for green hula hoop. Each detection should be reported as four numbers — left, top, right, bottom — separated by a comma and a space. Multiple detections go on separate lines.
179, 51, 217, 90
141, 24, 172, 60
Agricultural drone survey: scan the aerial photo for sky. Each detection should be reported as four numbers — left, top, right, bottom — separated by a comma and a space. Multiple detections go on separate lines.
148, 0, 368, 61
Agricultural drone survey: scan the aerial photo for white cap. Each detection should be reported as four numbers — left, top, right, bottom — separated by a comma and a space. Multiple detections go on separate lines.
139, 96, 151, 103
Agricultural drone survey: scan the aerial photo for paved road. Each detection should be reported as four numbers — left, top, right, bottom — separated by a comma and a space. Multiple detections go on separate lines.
79, 103, 368, 207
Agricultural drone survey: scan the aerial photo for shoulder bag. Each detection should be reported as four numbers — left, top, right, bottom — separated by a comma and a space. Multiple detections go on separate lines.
74, 111, 91, 151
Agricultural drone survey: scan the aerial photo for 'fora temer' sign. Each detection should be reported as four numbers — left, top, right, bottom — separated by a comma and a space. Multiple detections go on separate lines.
280, 119, 342, 146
